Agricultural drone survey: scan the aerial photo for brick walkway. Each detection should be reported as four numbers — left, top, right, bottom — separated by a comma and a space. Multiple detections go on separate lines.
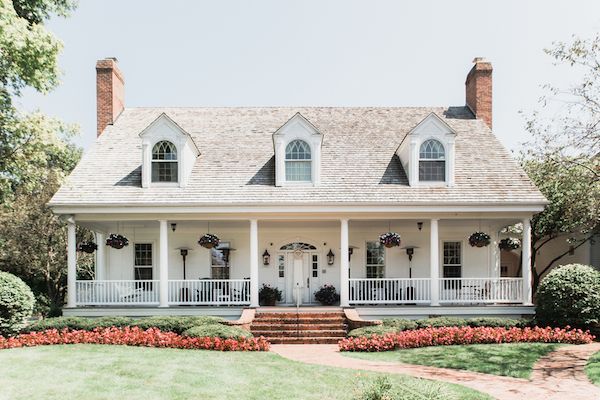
271, 342, 600, 400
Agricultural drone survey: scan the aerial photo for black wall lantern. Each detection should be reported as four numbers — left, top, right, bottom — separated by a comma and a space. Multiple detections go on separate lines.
327, 249, 335, 265
417, 222, 423, 231
262, 250, 270, 266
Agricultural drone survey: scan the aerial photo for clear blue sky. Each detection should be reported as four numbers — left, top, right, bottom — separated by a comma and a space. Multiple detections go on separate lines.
18, 0, 600, 151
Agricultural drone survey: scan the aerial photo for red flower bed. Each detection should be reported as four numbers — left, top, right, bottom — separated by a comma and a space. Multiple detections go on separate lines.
0, 327, 269, 352
339, 326, 594, 352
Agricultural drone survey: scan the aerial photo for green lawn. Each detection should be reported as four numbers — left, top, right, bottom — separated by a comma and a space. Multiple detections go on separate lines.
344, 343, 562, 379
586, 350, 600, 385
0, 345, 491, 400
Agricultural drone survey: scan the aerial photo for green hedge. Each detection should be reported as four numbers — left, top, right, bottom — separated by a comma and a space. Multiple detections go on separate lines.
0, 271, 35, 337
182, 324, 252, 340
536, 264, 600, 331
348, 317, 531, 337
23, 315, 225, 334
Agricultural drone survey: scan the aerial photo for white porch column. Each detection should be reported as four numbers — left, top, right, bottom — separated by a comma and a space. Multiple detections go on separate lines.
340, 219, 350, 307
159, 220, 169, 307
522, 218, 533, 305
250, 219, 259, 307
95, 232, 106, 281
429, 219, 440, 306
66, 218, 77, 308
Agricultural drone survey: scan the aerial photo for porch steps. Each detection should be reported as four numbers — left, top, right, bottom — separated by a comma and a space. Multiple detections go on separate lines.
250, 310, 348, 344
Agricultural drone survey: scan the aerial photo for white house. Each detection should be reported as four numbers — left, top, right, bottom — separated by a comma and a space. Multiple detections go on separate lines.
49, 57, 547, 319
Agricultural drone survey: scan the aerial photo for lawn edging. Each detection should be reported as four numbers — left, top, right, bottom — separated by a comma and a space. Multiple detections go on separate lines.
0, 327, 269, 351
339, 326, 594, 352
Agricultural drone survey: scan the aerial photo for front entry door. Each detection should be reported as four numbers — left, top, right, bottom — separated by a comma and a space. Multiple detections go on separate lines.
282, 251, 320, 305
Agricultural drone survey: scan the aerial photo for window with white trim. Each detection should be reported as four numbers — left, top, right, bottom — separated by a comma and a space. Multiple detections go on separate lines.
443, 241, 462, 278
285, 140, 312, 181
366, 241, 385, 278
151, 140, 178, 182
419, 139, 445, 182
134, 243, 153, 280
210, 244, 230, 280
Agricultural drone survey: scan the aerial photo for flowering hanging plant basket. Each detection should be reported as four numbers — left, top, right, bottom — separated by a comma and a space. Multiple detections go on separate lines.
499, 237, 521, 251
198, 233, 220, 249
379, 232, 401, 248
468, 232, 491, 248
106, 234, 129, 249
77, 241, 98, 254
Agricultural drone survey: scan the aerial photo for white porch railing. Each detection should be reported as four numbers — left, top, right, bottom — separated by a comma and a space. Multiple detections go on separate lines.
439, 278, 523, 304
349, 278, 431, 304
167, 279, 251, 306
75, 280, 159, 305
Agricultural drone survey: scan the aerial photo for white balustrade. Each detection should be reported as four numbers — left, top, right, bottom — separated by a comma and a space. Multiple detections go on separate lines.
75, 280, 159, 305
167, 279, 251, 305
439, 278, 523, 303
349, 278, 431, 305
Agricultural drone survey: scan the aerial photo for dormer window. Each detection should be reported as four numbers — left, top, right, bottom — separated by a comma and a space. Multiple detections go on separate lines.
419, 139, 445, 182
285, 140, 312, 181
151, 141, 178, 183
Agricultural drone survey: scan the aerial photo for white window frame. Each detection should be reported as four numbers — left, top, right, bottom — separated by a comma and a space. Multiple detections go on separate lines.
209, 241, 233, 280
441, 240, 462, 278
418, 139, 446, 182
151, 140, 179, 184
133, 242, 155, 281
285, 139, 312, 182
365, 241, 385, 278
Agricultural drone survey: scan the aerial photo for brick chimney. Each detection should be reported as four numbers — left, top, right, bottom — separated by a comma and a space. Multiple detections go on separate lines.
96, 57, 124, 136
465, 57, 492, 129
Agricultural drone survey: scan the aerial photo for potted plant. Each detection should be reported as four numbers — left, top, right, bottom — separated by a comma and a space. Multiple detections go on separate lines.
258, 284, 282, 306
499, 237, 521, 251
379, 232, 401, 248
106, 234, 129, 249
468, 232, 491, 247
77, 241, 98, 254
198, 233, 220, 249
314, 284, 340, 306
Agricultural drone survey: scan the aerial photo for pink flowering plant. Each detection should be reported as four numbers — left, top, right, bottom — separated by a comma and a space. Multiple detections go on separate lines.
198, 233, 220, 249
468, 232, 491, 247
0, 327, 269, 351
106, 234, 129, 249
379, 232, 401, 248
339, 326, 594, 352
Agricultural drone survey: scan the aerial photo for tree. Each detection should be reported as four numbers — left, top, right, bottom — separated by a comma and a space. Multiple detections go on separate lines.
521, 33, 600, 291
0, 0, 82, 314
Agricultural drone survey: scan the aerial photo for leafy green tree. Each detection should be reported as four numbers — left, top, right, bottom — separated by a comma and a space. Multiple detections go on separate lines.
0, 0, 82, 315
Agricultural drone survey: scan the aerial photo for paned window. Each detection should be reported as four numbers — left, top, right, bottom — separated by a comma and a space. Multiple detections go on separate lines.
419, 139, 445, 181
366, 241, 385, 278
285, 140, 311, 181
151, 140, 178, 182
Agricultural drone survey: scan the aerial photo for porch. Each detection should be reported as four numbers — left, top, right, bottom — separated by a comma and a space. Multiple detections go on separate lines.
65, 216, 534, 311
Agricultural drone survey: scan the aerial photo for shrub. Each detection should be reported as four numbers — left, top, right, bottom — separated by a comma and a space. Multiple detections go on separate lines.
348, 325, 398, 338
0, 271, 35, 336
339, 326, 594, 352
314, 284, 340, 306
382, 318, 419, 330
415, 317, 469, 328
0, 327, 268, 351
182, 324, 252, 340
536, 264, 600, 331
352, 376, 450, 400
259, 284, 282, 306
132, 316, 224, 334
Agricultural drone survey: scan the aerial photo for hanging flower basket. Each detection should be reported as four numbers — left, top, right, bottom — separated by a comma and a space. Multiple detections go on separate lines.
77, 241, 98, 254
468, 232, 491, 248
379, 232, 401, 248
198, 233, 220, 249
499, 238, 521, 251
106, 234, 129, 249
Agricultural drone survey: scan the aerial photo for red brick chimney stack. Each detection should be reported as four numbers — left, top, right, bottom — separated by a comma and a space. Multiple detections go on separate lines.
465, 57, 493, 129
96, 57, 124, 136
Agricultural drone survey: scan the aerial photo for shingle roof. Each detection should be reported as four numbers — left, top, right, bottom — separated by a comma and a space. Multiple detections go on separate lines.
49, 107, 546, 207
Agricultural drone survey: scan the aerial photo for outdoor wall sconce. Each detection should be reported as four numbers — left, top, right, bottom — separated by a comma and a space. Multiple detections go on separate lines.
327, 249, 335, 265
348, 245, 358, 261
417, 222, 423, 231
262, 250, 270, 266
171, 223, 177, 232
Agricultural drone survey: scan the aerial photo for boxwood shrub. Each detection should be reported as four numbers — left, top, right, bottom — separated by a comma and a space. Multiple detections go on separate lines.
131, 316, 224, 334
0, 271, 35, 336
182, 324, 252, 340
536, 263, 600, 331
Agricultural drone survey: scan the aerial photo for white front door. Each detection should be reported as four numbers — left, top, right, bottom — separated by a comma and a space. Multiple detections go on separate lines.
280, 251, 320, 305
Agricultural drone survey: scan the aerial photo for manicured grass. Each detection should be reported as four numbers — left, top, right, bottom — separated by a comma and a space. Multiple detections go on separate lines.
585, 350, 600, 385
345, 343, 562, 379
0, 345, 491, 400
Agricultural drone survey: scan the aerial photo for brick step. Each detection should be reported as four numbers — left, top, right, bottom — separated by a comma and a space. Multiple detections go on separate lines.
267, 337, 343, 344
253, 317, 345, 324
252, 329, 347, 338
250, 323, 346, 331
255, 312, 345, 319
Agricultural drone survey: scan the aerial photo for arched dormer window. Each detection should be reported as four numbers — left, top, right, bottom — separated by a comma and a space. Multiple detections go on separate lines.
152, 140, 178, 182
419, 139, 445, 182
285, 140, 312, 182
